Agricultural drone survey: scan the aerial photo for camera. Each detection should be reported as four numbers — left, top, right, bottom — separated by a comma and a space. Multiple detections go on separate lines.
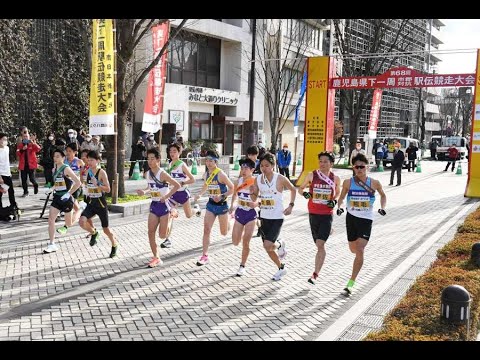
22, 139, 30, 145
193, 204, 201, 217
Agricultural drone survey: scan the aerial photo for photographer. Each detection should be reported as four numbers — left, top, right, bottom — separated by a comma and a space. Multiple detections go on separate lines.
16, 132, 41, 197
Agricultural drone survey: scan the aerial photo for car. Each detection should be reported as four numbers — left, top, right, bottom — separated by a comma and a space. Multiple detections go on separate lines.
381, 137, 421, 168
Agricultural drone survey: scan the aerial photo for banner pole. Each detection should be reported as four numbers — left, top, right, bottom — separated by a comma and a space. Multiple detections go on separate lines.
112, 19, 118, 204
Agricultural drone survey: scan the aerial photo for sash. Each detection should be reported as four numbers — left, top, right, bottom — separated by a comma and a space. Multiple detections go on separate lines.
316, 170, 335, 190
53, 164, 68, 180
205, 168, 221, 186
354, 176, 375, 196
237, 177, 255, 193
149, 169, 166, 187
167, 160, 183, 174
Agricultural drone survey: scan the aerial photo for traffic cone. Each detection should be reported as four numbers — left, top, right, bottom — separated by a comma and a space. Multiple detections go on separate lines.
297, 156, 302, 165
344, 156, 349, 166
131, 162, 140, 180
415, 159, 422, 173
233, 156, 240, 170
377, 161, 384, 172
191, 158, 198, 175
456, 162, 462, 175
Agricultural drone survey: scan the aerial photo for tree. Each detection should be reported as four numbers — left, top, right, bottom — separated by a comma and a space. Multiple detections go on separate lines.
333, 19, 416, 150
248, 19, 315, 152
108, 19, 188, 197
0, 20, 34, 138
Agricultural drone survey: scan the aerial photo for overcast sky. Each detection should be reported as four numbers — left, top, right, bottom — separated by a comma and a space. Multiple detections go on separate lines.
437, 19, 480, 74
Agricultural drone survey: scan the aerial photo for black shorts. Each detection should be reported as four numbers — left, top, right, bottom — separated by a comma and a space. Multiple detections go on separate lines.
51, 195, 74, 213
259, 218, 284, 243
82, 204, 109, 228
346, 212, 372, 241
309, 213, 333, 242
72, 187, 83, 200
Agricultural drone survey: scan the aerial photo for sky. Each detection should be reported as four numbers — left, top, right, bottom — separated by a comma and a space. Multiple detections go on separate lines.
437, 19, 480, 75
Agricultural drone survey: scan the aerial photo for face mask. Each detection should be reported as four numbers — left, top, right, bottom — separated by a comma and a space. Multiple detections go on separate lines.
148, 136, 154, 140
48, 136, 54, 141
86, 137, 92, 142
395, 147, 400, 150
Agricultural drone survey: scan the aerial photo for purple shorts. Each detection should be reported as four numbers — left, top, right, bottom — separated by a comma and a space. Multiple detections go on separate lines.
170, 189, 191, 205
150, 201, 170, 217
235, 208, 257, 225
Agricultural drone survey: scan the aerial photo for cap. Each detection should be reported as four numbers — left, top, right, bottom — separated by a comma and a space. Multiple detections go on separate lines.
283, 143, 288, 147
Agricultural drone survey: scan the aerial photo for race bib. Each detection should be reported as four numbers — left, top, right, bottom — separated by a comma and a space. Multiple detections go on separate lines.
87, 184, 102, 198
260, 195, 275, 210
150, 190, 161, 202
54, 177, 66, 191
208, 184, 221, 197
312, 187, 331, 204
349, 196, 370, 211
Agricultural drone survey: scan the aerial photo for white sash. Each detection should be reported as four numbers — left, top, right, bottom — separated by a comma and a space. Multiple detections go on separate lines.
316, 171, 335, 196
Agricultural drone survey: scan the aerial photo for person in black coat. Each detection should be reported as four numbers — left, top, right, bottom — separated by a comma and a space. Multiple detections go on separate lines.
405, 143, 419, 172
389, 142, 405, 186
41, 132, 56, 186
129, 136, 146, 178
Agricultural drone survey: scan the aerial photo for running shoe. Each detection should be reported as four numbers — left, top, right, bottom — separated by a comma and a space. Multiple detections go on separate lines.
236, 265, 246, 277
196, 255, 209, 266
89, 231, 99, 246
56, 226, 68, 235
43, 243, 59, 254
160, 238, 172, 248
148, 257, 163, 268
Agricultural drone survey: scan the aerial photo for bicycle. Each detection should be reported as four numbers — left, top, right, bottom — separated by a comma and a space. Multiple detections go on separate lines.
185, 148, 201, 167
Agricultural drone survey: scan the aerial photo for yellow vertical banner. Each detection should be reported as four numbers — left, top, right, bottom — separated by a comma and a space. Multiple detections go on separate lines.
89, 19, 115, 135
465, 50, 480, 197
298, 57, 334, 185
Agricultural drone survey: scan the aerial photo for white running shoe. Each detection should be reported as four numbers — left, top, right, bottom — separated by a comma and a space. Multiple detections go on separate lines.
43, 243, 59, 254
277, 239, 287, 260
272, 267, 287, 281
196, 255, 210, 266
236, 266, 246, 277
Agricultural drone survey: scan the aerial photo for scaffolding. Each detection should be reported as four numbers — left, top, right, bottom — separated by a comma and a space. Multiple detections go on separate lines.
334, 19, 442, 139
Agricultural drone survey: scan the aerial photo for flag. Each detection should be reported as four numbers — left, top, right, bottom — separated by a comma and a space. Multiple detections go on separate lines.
142, 22, 170, 134
89, 19, 115, 135
294, 71, 307, 138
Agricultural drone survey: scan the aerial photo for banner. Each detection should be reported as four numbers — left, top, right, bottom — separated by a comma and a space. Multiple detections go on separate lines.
294, 72, 307, 138
142, 22, 169, 134
89, 19, 115, 135
368, 89, 383, 139
465, 49, 480, 197
298, 57, 335, 185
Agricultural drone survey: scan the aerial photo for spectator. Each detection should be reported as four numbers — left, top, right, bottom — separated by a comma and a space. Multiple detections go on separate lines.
257, 140, 266, 159
444, 143, 459, 172
389, 141, 404, 186
339, 137, 346, 158
405, 143, 419, 172
143, 133, 158, 174
373, 139, 384, 168
129, 136, 146, 178
16, 132, 41, 196
349, 140, 366, 166
66, 129, 80, 149
430, 140, 438, 160
277, 143, 292, 180
41, 132, 56, 187
80, 134, 97, 152
0, 133, 17, 211
246, 145, 261, 175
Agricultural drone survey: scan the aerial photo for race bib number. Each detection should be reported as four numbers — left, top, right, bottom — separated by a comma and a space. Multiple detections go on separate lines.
260, 196, 275, 210
349, 196, 370, 211
54, 177, 66, 191
238, 199, 250, 208
208, 185, 221, 197
312, 187, 331, 204
150, 190, 161, 202
87, 184, 102, 198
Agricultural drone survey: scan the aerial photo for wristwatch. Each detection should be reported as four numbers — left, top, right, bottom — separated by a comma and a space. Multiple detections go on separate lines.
289, 202, 295, 207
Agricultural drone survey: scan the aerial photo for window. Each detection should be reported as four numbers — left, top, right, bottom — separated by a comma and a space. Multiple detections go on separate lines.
189, 112, 211, 140
168, 30, 220, 88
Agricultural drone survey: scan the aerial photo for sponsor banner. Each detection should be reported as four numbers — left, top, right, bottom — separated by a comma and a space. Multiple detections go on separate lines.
368, 89, 382, 132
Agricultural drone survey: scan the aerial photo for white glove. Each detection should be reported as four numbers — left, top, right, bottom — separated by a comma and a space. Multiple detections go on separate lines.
61, 193, 71, 201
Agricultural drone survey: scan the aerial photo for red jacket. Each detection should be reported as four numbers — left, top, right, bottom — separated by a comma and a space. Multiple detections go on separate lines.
16, 141, 42, 170
447, 147, 459, 160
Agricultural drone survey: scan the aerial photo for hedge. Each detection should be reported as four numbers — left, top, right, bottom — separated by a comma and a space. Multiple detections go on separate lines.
365, 205, 480, 341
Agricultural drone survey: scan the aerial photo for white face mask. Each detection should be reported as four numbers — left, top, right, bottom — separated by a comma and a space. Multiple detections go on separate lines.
48, 136, 54, 141
148, 136, 154, 140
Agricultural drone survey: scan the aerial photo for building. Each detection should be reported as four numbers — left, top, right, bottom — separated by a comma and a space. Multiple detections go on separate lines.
132, 19, 264, 159
330, 19, 444, 142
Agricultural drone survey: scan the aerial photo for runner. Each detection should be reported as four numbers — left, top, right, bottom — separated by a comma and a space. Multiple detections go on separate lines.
136, 148, 180, 267
193, 150, 234, 266
43, 148, 81, 254
229, 158, 257, 276
297, 151, 340, 285
56, 143, 85, 235
251, 152, 296, 281
337, 153, 387, 296
159, 142, 195, 249
78, 151, 119, 258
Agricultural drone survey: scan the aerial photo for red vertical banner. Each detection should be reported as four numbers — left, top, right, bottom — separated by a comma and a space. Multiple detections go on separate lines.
368, 89, 382, 138
142, 22, 169, 133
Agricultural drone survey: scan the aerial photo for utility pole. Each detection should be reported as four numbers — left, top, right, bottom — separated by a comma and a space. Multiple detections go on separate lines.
246, 19, 257, 149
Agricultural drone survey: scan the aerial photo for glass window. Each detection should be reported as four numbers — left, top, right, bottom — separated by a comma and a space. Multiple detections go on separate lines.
233, 125, 242, 141
183, 41, 197, 71
169, 67, 181, 84
197, 71, 207, 87
207, 73, 219, 89
201, 123, 210, 139
183, 70, 196, 86
213, 123, 224, 140
198, 46, 207, 71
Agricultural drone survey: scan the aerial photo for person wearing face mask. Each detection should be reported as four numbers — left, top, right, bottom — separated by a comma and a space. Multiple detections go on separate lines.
0, 133, 18, 213
143, 133, 158, 174
389, 141, 405, 186
66, 129, 80, 150
41, 133, 56, 187
276, 143, 292, 180
16, 132, 41, 197
80, 134, 96, 152
349, 141, 366, 166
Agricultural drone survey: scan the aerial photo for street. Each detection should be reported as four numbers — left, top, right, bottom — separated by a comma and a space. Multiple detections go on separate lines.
0, 159, 477, 341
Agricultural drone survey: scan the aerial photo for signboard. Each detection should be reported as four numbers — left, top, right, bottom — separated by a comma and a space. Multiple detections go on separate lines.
330, 67, 475, 89
188, 86, 239, 106
168, 110, 184, 131
89, 19, 115, 135
142, 22, 169, 134
465, 49, 480, 198
298, 56, 335, 185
